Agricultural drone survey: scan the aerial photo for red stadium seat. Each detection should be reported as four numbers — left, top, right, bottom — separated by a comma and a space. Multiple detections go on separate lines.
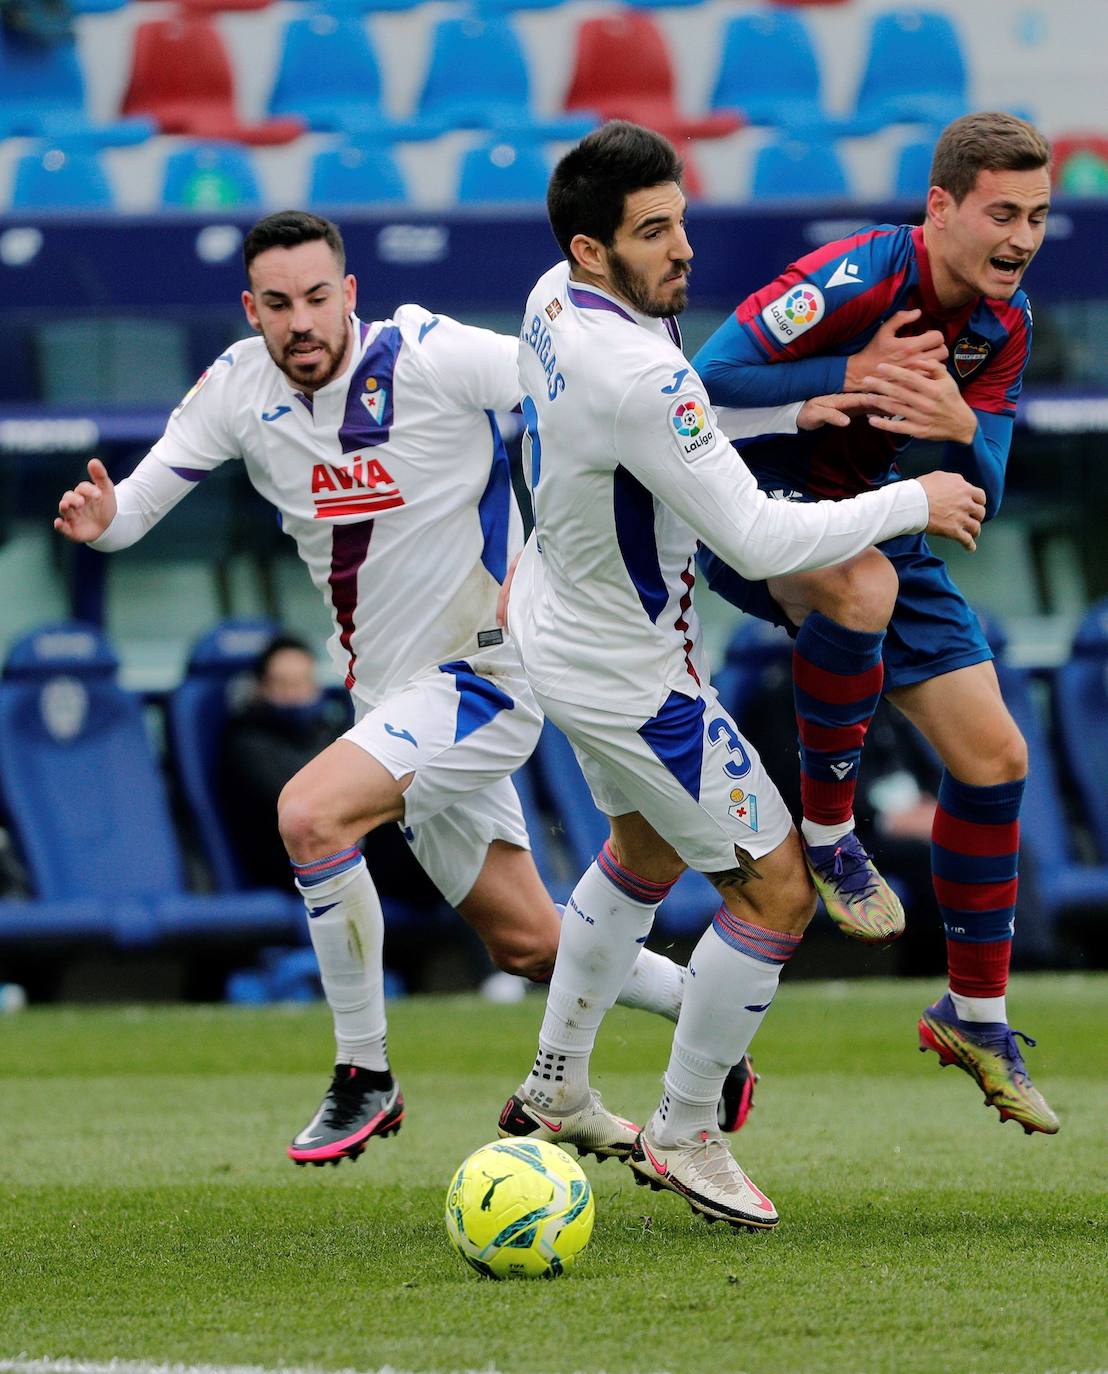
121, 15, 302, 145
1050, 132, 1108, 191
564, 13, 741, 144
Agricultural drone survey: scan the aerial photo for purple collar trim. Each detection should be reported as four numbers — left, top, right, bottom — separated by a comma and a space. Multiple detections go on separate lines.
567, 284, 636, 324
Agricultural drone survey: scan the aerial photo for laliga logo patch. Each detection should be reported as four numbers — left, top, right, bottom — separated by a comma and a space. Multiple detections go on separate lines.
728, 787, 759, 833
761, 282, 825, 344
360, 375, 388, 423
953, 338, 991, 379
669, 395, 714, 459
171, 368, 210, 418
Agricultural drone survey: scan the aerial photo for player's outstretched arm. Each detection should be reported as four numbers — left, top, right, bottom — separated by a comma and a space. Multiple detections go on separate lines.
916, 471, 986, 551
843, 309, 948, 391
796, 393, 874, 430
54, 458, 118, 544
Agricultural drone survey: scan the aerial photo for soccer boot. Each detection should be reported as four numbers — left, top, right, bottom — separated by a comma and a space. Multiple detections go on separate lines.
918, 993, 1060, 1135
628, 1126, 779, 1231
288, 1065, 404, 1165
805, 831, 905, 945
718, 1053, 758, 1133
497, 1088, 639, 1161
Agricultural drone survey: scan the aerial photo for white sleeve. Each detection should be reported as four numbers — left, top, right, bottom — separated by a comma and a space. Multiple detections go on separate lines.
715, 402, 802, 439
613, 366, 929, 582
398, 307, 520, 413
90, 358, 240, 552
90, 453, 201, 551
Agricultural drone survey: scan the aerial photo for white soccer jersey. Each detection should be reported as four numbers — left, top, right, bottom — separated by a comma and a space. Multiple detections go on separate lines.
511, 261, 931, 721
93, 308, 521, 708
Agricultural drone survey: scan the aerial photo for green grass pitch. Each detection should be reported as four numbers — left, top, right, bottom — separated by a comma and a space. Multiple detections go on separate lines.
2, 974, 1105, 1374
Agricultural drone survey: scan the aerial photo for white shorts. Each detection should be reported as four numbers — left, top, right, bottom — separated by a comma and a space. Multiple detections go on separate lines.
344, 655, 542, 907
536, 680, 793, 875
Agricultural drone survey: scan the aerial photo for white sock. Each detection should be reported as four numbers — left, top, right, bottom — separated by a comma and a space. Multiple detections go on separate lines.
525, 854, 661, 1113
295, 856, 389, 1073
802, 817, 854, 847
651, 915, 798, 1146
950, 990, 1008, 1024
616, 948, 686, 1022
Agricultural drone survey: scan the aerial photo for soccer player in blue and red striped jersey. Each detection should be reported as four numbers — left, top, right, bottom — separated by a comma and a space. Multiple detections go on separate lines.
693, 112, 1059, 1134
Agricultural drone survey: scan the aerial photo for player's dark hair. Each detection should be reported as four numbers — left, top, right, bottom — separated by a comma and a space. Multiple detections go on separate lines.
243, 211, 346, 278
930, 113, 1051, 204
254, 633, 314, 681
547, 121, 683, 261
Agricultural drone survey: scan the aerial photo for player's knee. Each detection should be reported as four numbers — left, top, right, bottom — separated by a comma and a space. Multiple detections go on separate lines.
994, 726, 1028, 782
487, 932, 556, 981
811, 552, 897, 632
277, 782, 340, 863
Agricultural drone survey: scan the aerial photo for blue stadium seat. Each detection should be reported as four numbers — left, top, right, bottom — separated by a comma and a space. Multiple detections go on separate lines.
308, 142, 407, 207
751, 137, 850, 200
417, 15, 594, 140
10, 147, 114, 210
893, 138, 937, 199
850, 9, 968, 132
268, 14, 441, 140
709, 12, 845, 138
161, 143, 261, 210
457, 140, 549, 203
166, 618, 279, 893
976, 610, 1108, 947
713, 618, 794, 735
0, 31, 151, 146
0, 622, 302, 949
530, 722, 717, 938
1053, 599, 1108, 863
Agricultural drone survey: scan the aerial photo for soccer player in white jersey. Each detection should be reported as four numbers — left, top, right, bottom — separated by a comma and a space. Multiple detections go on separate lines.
495, 123, 987, 1228
53, 211, 765, 1166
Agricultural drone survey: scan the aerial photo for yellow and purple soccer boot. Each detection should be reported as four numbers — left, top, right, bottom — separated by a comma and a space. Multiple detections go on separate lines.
805, 831, 905, 945
918, 993, 1059, 1135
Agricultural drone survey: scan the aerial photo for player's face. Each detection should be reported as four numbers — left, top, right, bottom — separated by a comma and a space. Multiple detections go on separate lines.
928, 166, 1051, 305
259, 647, 320, 706
604, 182, 693, 317
242, 240, 356, 392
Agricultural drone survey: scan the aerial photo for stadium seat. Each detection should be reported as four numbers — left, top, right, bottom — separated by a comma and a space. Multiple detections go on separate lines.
751, 137, 850, 200
457, 140, 549, 203
0, 30, 152, 145
530, 721, 716, 938
1051, 133, 1108, 193
417, 15, 594, 140
161, 143, 262, 210
564, 13, 741, 143
893, 138, 937, 199
712, 618, 794, 736
709, 12, 848, 138
975, 609, 1108, 949
166, 618, 279, 893
10, 147, 114, 210
308, 142, 408, 206
850, 9, 969, 133
1053, 599, 1108, 862
0, 622, 302, 948
268, 14, 441, 141
122, 16, 304, 145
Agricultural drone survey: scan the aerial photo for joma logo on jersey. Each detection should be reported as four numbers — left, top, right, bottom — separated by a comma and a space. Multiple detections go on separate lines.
311, 456, 405, 519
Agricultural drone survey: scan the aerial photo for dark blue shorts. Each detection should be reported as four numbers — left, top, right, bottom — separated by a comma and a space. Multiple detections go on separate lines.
699, 481, 992, 693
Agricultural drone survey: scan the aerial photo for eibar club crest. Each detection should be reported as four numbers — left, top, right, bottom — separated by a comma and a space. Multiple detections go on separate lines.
953, 338, 991, 379
728, 787, 759, 833
360, 375, 388, 423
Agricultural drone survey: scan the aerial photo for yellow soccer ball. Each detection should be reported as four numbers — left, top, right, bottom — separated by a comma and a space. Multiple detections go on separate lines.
444, 1138, 595, 1279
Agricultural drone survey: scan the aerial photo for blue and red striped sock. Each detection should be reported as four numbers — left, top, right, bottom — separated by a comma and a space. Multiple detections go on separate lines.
792, 612, 885, 828
931, 773, 1025, 1001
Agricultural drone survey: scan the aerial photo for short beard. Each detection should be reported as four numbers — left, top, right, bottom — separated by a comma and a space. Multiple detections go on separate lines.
265, 321, 349, 393
608, 249, 689, 318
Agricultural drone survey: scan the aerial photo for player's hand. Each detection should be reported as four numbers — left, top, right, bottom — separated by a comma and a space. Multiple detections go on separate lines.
916, 471, 986, 551
53, 457, 118, 543
497, 553, 521, 632
796, 392, 873, 430
861, 359, 978, 444
844, 309, 948, 390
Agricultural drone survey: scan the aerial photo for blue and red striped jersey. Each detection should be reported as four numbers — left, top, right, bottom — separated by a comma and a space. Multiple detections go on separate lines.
693, 223, 1032, 511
